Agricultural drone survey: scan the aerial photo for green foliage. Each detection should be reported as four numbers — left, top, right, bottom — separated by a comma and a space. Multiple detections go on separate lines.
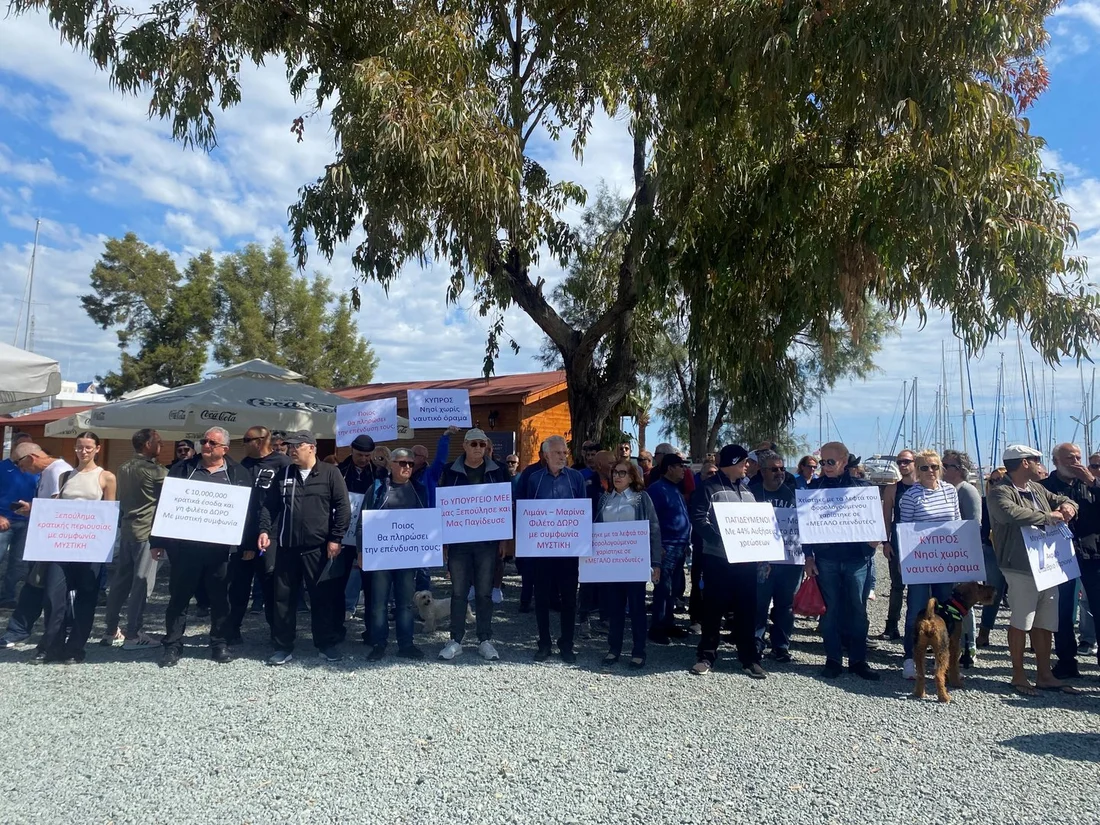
82, 233, 214, 398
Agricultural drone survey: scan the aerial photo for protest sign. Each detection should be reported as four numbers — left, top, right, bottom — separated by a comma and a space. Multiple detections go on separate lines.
1022, 524, 1082, 590
772, 507, 805, 565
335, 398, 398, 446
407, 389, 472, 429
343, 492, 366, 546
579, 521, 652, 583
360, 508, 444, 571
896, 520, 985, 584
150, 477, 252, 546
23, 498, 119, 563
437, 482, 513, 543
795, 487, 887, 544
515, 499, 593, 558
713, 502, 786, 563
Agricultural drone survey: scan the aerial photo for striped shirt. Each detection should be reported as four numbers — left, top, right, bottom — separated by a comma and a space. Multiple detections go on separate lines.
899, 481, 961, 523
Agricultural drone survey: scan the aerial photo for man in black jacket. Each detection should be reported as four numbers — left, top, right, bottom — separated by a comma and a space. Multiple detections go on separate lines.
1043, 442, 1100, 679
225, 425, 291, 643
689, 444, 765, 679
153, 427, 254, 668
258, 430, 351, 665
437, 428, 509, 662
336, 434, 377, 643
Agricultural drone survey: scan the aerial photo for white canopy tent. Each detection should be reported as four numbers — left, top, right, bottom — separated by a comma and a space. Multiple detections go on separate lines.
0, 343, 62, 414
44, 360, 412, 441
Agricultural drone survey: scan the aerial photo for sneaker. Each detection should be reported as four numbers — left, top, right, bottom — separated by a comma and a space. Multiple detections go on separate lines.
438, 640, 463, 661
491, 587, 504, 605
880, 627, 901, 641
317, 647, 343, 663
902, 658, 916, 680
688, 623, 702, 635
534, 645, 552, 662
100, 630, 124, 647
0, 633, 29, 650
849, 661, 880, 681
820, 659, 843, 679
478, 640, 500, 661
367, 645, 385, 662
690, 660, 712, 676
267, 650, 293, 666
559, 648, 577, 664
1077, 639, 1095, 656
743, 662, 768, 680
397, 646, 425, 660
772, 650, 793, 663
122, 632, 160, 651
211, 646, 232, 664
159, 648, 181, 668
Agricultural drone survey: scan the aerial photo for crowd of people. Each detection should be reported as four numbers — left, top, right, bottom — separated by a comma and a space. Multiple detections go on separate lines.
0, 424, 1095, 697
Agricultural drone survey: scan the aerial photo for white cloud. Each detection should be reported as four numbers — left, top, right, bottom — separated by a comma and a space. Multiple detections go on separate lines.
0, 144, 64, 186
1052, 1, 1100, 31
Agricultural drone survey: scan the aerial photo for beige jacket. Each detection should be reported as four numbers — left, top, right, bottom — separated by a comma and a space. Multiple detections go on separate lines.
986, 478, 1075, 574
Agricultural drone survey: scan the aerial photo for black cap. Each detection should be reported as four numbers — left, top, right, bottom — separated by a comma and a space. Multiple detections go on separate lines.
351, 435, 376, 453
175, 439, 195, 451
659, 453, 686, 473
718, 444, 749, 468
282, 430, 317, 446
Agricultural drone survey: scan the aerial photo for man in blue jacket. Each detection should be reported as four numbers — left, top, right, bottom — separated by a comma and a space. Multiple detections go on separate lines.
514, 435, 587, 663
802, 441, 880, 681
0, 432, 37, 608
647, 453, 691, 644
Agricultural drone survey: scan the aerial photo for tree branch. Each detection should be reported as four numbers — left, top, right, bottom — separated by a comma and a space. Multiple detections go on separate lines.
521, 97, 554, 148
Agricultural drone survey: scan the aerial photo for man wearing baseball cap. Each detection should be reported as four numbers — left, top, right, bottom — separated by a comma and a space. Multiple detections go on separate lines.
688, 444, 766, 678
988, 444, 1079, 696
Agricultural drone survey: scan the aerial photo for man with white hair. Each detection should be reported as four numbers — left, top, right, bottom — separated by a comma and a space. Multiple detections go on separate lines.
514, 435, 588, 663
153, 427, 253, 668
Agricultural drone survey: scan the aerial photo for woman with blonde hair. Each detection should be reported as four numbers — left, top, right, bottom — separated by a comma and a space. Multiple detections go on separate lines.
897, 449, 961, 680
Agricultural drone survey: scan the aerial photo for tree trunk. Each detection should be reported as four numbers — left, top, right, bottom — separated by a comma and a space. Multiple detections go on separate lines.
637, 416, 648, 451
561, 350, 635, 463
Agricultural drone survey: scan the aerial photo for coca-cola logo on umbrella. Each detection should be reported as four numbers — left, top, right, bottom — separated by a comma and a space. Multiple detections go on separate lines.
200, 410, 238, 422
246, 397, 335, 414
168, 409, 188, 421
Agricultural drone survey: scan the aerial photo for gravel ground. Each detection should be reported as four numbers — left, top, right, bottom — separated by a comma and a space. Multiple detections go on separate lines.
0, 555, 1097, 825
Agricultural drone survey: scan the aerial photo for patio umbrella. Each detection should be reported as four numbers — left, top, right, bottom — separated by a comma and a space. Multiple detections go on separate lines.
0, 342, 62, 414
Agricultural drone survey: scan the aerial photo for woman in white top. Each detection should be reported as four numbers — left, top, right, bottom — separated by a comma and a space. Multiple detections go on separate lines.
43, 432, 116, 664
898, 450, 961, 679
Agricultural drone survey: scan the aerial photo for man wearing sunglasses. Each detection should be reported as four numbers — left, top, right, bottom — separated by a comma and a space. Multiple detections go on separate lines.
437, 428, 510, 662
154, 427, 254, 668
0, 432, 37, 609
802, 441, 881, 681
168, 439, 195, 470
1041, 442, 1100, 681
258, 431, 351, 666
879, 449, 917, 640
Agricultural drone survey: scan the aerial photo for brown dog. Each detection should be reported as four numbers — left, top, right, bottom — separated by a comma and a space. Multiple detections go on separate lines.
912, 581, 997, 703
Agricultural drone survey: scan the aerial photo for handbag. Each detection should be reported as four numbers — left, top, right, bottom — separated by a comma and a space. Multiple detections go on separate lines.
793, 575, 826, 617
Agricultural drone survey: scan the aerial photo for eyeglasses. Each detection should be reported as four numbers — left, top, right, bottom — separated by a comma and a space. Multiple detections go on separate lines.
15, 455, 32, 467
506, 460, 519, 465
395, 460, 415, 468
1090, 464, 1100, 471
766, 466, 786, 473
821, 458, 840, 467
612, 469, 630, 477
242, 436, 261, 444
176, 447, 192, 453
466, 441, 487, 448
896, 458, 913, 465
943, 463, 960, 471
582, 446, 598, 453
919, 464, 941, 472
199, 439, 225, 447
803, 464, 818, 470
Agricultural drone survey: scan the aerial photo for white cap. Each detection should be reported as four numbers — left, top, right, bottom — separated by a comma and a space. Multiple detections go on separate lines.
746, 451, 759, 463
1003, 444, 1042, 461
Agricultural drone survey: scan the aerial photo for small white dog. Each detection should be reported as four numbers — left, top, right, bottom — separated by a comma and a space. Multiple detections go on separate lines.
413, 590, 473, 632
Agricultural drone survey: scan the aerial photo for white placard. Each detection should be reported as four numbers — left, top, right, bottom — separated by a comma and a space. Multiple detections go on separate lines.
579, 521, 652, 583
437, 482, 514, 543
515, 499, 593, 558
896, 520, 985, 584
360, 507, 444, 571
795, 486, 887, 544
336, 398, 398, 446
713, 502, 786, 563
407, 389, 472, 429
772, 507, 804, 565
150, 476, 252, 546
23, 498, 120, 563
1022, 524, 1082, 590
343, 492, 366, 546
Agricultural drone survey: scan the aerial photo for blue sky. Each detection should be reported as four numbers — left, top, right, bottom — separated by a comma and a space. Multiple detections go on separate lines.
2, 4, 1100, 472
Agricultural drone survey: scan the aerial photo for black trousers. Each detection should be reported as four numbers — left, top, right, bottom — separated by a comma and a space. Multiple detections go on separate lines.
333, 544, 358, 643
164, 546, 230, 652
697, 553, 759, 667
886, 548, 904, 631
226, 551, 273, 637
44, 563, 100, 657
272, 546, 341, 652
533, 557, 579, 652
606, 581, 647, 658
689, 534, 704, 623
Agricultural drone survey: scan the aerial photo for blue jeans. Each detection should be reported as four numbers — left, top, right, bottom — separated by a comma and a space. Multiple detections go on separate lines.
903, 583, 953, 659
345, 568, 362, 613
815, 556, 870, 665
651, 544, 687, 632
0, 521, 29, 603
756, 564, 803, 653
1055, 559, 1100, 665
371, 568, 415, 650
863, 555, 877, 602
979, 543, 1006, 632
